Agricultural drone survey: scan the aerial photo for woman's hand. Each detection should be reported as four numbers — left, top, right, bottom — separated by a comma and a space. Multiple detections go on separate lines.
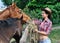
34, 29, 38, 32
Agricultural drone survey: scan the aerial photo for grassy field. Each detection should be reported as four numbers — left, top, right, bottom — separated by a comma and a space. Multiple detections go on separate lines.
49, 29, 60, 43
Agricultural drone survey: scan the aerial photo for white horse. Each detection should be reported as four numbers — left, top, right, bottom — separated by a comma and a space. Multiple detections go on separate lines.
20, 20, 39, 43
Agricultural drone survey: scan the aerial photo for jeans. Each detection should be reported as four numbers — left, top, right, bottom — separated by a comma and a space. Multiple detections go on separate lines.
39, 38, 51, 43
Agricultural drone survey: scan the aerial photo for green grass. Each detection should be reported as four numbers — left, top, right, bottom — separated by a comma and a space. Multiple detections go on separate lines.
49, 29, 60, 43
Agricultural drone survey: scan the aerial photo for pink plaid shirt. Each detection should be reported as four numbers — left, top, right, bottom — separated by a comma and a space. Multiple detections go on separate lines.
34, 19, 52, 35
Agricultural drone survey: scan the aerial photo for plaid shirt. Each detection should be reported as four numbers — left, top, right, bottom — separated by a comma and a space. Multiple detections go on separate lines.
34, 19, 52, 35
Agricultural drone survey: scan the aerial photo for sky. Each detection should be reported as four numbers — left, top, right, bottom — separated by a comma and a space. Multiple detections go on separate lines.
0, 0, 7, 11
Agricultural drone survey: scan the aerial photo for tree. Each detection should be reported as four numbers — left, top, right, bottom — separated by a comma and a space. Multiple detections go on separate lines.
2, 0, 60, 24
2, 0, 29, 9
23, 0, 60, 24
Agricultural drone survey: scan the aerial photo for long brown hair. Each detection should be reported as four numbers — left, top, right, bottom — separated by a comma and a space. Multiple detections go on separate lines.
41, 8, 52, 20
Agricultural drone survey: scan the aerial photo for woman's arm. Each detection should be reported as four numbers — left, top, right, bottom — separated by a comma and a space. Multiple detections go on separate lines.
35, 22, 52, 35
35, 29, 47, 35
38, 31, 47, 35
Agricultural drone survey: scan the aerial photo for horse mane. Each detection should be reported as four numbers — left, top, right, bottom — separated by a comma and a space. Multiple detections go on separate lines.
0, 18, 18, 28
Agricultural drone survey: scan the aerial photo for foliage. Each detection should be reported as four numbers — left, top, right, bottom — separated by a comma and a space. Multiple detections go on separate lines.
2, 0, 29, 9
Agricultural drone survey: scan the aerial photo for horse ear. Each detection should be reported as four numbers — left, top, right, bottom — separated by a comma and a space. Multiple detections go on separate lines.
12, 3, 16, 6
11, 3, 16, 9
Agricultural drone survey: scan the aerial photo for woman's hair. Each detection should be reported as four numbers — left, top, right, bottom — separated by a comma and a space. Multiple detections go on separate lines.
41, 7, 52, 20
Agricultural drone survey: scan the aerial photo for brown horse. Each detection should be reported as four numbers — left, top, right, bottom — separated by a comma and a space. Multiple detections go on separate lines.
0, 3, 31, 43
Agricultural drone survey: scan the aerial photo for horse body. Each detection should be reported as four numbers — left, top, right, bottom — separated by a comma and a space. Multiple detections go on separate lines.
0, 18, 21, 43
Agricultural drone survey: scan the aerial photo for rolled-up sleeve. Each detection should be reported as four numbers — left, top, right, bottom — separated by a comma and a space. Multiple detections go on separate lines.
45, 22, 52, 34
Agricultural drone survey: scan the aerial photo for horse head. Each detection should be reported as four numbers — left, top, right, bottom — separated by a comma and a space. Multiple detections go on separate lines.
9, 3, 31, 23
0, 3, 31, 23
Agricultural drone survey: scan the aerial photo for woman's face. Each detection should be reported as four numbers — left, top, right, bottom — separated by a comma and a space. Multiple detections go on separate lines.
41, 11, 48, 18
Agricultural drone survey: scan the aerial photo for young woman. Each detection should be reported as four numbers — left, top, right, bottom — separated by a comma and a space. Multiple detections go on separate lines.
34, 7, 52, 43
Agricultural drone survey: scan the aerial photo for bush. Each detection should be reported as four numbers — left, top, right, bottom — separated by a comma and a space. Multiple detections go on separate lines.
23, 0, 60, 24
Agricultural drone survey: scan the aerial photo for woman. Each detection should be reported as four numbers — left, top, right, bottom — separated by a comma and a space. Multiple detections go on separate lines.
34, 7, 52, 43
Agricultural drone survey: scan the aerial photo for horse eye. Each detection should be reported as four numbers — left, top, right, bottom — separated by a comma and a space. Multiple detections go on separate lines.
19, 11, 22, 14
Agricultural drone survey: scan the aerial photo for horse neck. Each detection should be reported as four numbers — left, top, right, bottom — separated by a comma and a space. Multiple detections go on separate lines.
6, 20, 23, 39
0, 4, 17, 20
0, 8, 10, 20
